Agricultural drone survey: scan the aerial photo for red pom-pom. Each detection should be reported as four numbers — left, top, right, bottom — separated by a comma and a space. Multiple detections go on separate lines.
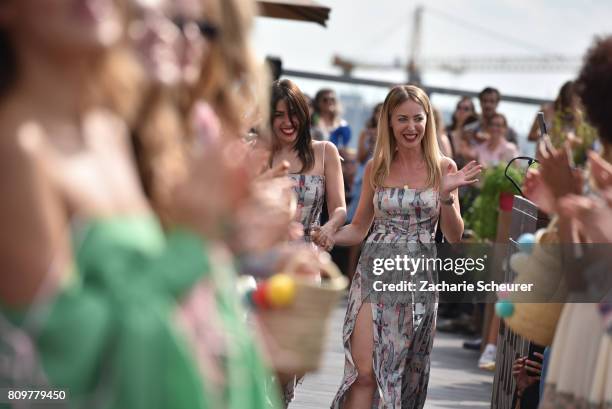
252, 284, 270, 309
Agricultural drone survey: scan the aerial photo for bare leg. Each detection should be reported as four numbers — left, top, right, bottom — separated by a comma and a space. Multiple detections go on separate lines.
487, 315, 500, 345
343, 302, 376, 409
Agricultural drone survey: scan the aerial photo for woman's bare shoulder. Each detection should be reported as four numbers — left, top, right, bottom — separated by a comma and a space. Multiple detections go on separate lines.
313, 140, 340, 158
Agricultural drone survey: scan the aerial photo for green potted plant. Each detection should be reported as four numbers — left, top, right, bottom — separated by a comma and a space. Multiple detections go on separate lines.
465, 164, 525, 242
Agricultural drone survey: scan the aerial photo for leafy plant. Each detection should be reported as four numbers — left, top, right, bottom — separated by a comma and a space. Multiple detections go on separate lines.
465, 164, 524, 241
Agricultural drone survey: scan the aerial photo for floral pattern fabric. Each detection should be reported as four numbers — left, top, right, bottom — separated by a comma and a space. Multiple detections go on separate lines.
331, 187, 440, 409
289, 174, 325, 242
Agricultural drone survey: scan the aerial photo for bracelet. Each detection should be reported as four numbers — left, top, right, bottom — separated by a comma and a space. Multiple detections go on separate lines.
440, 195, 454, 206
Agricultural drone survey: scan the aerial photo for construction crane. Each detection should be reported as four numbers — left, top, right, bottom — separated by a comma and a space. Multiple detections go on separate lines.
332, 54, 581, 77
333, 5, 581, 83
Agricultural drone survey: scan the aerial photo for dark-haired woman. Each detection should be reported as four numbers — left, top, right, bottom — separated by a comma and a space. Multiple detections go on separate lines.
268, 79, 346, 406
270, 79, 346, 249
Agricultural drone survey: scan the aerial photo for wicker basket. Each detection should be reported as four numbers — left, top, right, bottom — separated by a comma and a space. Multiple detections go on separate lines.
504, 302, 564, 346
257, 253, 348, 375
503, 221, 567, 346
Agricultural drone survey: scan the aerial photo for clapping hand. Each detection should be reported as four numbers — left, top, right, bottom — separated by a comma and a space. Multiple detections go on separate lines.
558, 188, 612, 243
171, 139, 251, 239
233, 177, 299, 252
523, 169, 557, 215
256, 160, 290, 181
589, 151, 612, 190
538, 140, 582, 200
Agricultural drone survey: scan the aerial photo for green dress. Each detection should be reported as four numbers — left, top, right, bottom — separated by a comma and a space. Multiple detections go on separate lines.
1, 215, 280, 409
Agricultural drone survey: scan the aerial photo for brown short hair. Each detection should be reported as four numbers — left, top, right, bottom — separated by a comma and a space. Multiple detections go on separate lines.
576, 35, 612, 144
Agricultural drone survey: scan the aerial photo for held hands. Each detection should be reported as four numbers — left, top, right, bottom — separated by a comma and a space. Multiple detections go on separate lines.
440, 160, 483, 198
311, 224, 336, 252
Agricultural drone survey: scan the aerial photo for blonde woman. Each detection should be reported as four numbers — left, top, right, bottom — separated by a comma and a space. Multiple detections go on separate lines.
323, 85, 482, 409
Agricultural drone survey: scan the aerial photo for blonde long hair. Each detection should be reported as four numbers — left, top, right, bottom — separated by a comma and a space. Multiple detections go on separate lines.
370, 85, 442, 189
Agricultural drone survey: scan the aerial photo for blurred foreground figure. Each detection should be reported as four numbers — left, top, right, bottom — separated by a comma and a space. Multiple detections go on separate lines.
532, 35, 612, 409
0, 0, 284, 408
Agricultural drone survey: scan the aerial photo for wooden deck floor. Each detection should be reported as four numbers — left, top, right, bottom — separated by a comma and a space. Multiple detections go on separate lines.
291, 304, 493, 409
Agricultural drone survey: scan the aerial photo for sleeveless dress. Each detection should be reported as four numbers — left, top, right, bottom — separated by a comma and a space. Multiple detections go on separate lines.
0, 215, 280, 409
288, 174, 325, 242
281, 146, 327, 406
331, 187, 440, 409
287, 143, 327, 243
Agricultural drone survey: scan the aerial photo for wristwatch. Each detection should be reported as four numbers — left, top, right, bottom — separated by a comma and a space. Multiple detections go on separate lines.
441, 195, 455, 206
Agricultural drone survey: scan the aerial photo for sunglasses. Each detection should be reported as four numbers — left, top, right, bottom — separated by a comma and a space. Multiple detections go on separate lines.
457, 105, 472, 112
173, 17, 219, 40
322, 97, 336, 103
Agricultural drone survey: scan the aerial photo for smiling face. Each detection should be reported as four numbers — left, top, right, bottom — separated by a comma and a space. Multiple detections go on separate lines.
272, 99, 300, 145
390, 98, 427, 150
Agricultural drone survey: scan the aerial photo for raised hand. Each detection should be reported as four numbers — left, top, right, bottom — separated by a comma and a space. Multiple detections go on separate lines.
440, 160, 482, 197
538, 140, 582, 199
558, 188, 612, 243
232, 177, 299, 252
588, 151, 612, 190
256, 160, 290, 181
523, 168, 556, 215
171, 139, 251, 239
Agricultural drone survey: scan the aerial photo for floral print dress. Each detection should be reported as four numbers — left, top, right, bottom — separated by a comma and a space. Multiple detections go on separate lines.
331, 186, 440, 409
289, 173, 325, 243
278, 173, 325, 407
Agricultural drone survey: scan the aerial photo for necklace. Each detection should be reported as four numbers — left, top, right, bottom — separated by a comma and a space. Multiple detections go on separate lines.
398, 153, 426, 189
399, 155, 410, 190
